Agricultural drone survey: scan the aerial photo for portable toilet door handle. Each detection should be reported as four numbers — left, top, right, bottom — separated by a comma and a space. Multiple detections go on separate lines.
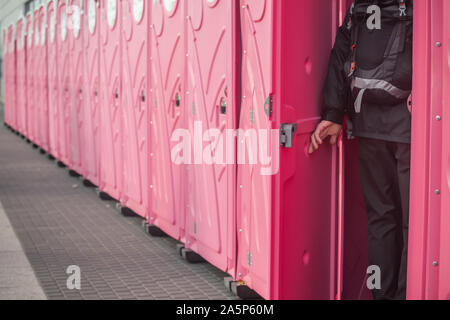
280, 123, 298, 148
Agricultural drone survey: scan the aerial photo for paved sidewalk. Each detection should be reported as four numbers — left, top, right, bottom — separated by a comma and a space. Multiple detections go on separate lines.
0, 117, 236, 300
0, 201, 46, 300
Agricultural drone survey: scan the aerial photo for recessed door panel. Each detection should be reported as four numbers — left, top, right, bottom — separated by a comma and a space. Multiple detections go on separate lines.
56, 1, 71, 164
121, 0, 149, 218
99, 0, 122, 200
236, 0, 274, 300
149, 0, 185, 239
48, 1, 59, 157
82, 0, 101, 186
184, 0, 237, 273
68, 0, 84, 174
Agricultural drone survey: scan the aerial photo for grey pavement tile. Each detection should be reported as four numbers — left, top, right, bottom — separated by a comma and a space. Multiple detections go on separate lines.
0, 117, 237, 301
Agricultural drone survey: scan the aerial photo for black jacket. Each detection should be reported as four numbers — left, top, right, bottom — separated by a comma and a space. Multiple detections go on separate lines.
322, 4, 413, 144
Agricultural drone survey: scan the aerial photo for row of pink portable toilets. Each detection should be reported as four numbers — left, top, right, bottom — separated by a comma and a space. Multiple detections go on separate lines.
2, 0, 449, 300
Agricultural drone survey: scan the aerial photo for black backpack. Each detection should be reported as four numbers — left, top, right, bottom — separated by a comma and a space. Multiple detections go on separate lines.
344, 0, 413, 113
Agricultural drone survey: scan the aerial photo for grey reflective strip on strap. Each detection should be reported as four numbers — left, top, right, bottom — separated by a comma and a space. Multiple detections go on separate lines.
351, 77, 411, 113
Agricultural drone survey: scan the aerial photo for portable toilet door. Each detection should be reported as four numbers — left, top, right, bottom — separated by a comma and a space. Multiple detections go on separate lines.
8, 24, 17, 131
56, 0, 72, 165
16, 17, 28, 137
147, 0, 185, 241
182, 0, 237, 274
82, 0, 101, 187
33, 8, 42, 146
37, 4, 50, 152
25, 14, 34, 141
4, 27, 11, 127
235, 0, 362, 300
68, 0, 84, 175
3, 28, 9, 127
99, 0, 122, 201
408, 0, 450, 300
47, 0, 59, 157
120, 0, 149, 218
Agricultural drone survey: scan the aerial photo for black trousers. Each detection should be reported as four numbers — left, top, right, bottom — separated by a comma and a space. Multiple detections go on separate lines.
358, 137, 411, 300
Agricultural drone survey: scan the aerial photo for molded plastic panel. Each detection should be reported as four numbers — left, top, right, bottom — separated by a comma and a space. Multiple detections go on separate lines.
237, 0, 346, 300
68, 0, 85, 174
121, 0, 149, 218
37, 6, 50, 152
148, 0, 185, 240
26, 14, 37, 143
408, 0, 450, 300
47, 1, 59, 157
99, 0, 122, 200
184, 0, 237, 274
82, 0, 101, 186
56, 1, 71, 164
15, 18, 27, 136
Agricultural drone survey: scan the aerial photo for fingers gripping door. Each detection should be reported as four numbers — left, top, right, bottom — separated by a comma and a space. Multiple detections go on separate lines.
149, 0, 185, 240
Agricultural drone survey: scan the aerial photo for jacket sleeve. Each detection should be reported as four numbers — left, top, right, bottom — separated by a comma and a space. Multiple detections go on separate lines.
322, 10, 352, 125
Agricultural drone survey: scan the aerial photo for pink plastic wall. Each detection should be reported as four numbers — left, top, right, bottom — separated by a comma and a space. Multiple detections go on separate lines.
32, 10, 41, 145
183, 0, 237, 274
15, 18, 27, 136
148, 0, 185, 240
236, 0, 370, 300
26, 14, 36, 143
56, 1, 71, 165
82, 0, 101, 186
120, 0, 149, 218
68, 0, 84, 174
99, 0, 122, 200
47, 1, 59, 157
7, 24, 17, 131
3, 28, 10, 126
37, 6, 50, 152
408, 0, 450, 300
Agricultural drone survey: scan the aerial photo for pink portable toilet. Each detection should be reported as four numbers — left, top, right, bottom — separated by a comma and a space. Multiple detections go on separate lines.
408, 0, 450, 300
147, 0, 186, 240
25, 13, 36, 143
33, 8, 42, 146
37, 4, 50, 152
120, 0, 149, 218
235, 0, 371, 300
4, 26, 11, 128
99, 0, 122, 200
15, 17, 28, 137
67, 0, 84, 174
183, 0, 237, 274
3, 28, 9, 127
7, 24, 17, 131
81, 0, 101, 186
56, 0, 72, 165
47, 0, 60, 157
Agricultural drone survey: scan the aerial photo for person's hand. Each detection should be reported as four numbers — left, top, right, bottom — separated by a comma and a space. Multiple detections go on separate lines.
308, 121, 343, 154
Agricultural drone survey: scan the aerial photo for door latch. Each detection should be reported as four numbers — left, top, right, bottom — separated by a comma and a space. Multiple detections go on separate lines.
280, 123, 298, 148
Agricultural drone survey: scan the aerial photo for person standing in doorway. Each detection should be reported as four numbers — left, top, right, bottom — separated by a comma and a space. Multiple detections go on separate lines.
309, 0, 413, 300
